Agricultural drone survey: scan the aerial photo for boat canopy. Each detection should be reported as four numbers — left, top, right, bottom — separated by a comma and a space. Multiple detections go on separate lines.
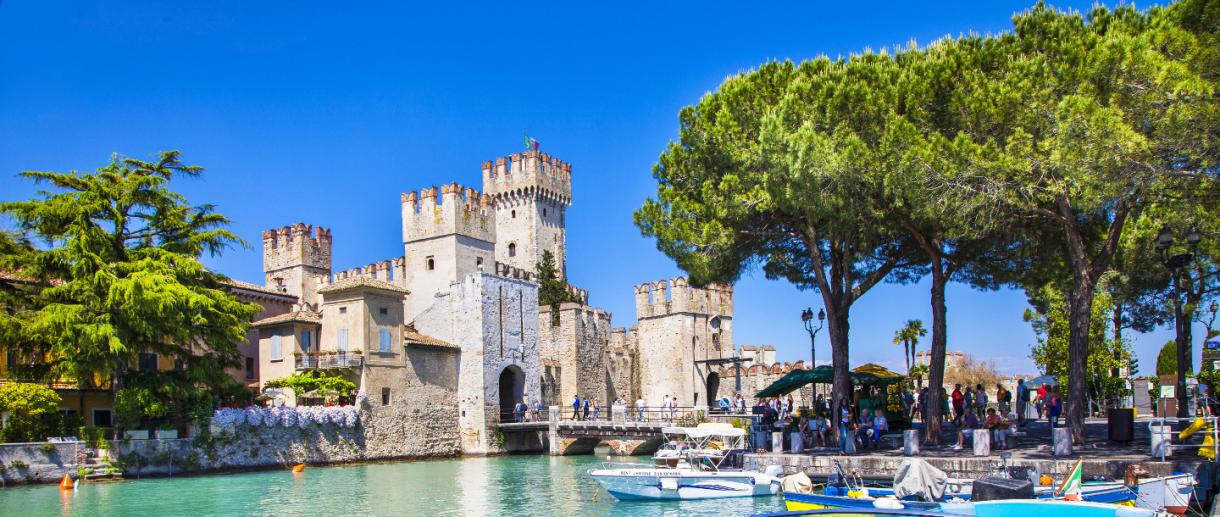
661, 424, 746, 439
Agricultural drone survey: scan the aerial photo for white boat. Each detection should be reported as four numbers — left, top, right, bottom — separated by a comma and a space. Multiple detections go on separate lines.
588, 423, 781, 500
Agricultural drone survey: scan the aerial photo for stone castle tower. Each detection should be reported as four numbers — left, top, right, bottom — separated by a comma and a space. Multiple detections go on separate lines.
262, 223, 332, 308
400, 183, 497, 321
634, 278, 734, 407
482, 150, 572, 277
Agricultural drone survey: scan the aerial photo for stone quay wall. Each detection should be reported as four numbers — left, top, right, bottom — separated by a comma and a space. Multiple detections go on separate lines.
0, 402, 460, 486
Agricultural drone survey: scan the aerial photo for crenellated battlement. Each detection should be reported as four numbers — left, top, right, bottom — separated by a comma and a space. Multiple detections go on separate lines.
481, 150, 572, 205
263, 223, 332, 273
402, 182, 496, 244
493, 261, 537, 282
633, 277, 734, 319
331, 259, 395, 283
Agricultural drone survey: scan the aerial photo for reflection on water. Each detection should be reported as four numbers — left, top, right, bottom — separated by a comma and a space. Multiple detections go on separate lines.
0, 449, 784, 517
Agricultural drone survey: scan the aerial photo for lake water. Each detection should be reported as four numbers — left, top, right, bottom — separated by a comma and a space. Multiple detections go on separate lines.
0, 451, 785, 516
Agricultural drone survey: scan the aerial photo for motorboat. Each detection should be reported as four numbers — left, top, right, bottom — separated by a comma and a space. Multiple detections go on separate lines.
781, 458, 1191, 514
755, 501, 1159, 517
588, 423, 781, 500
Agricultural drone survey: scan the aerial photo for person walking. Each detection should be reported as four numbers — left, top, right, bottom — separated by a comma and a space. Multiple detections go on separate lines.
1016, 379, 1028, 427
591, 398, 600, 421
572, 394, 582, 421
1035, 383, 1048, 419
513, 399, 525, 423
532, 399, 543, 422
917, 388, 928, 423
635, 396, 645, 422
951, 385, 964, 425
661, 394, 671, 421
583, 397, 591, 421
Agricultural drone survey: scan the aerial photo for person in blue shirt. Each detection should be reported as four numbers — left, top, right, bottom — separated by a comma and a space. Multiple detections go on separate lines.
572, 395, 582, 421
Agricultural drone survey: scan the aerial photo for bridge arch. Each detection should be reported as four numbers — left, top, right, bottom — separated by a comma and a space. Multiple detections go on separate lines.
498, 364, 526, 422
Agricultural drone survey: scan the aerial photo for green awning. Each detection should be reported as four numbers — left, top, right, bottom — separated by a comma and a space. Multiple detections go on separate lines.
755, 364, 903, 398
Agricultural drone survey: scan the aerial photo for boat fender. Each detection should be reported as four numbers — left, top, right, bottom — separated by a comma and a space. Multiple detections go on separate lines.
59, 474, 74, 490
763, 465, 784, 478
848, 488, 870, 499
873, 497, 904, 509
292, 463, 305, 473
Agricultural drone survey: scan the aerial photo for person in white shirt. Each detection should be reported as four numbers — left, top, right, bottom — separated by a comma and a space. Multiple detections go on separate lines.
635, 397, 645, 422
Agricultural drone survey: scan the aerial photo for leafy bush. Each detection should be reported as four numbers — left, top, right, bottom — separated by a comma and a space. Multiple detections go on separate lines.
0, 383, 62, 442
114, 386, 168, 431
263, 372, 356, 402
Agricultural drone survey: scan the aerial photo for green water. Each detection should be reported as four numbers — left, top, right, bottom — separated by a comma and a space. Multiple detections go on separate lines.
0, 452, 785, 516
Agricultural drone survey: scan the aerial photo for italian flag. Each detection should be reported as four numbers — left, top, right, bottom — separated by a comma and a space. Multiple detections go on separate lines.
1057, 459, 1083, 501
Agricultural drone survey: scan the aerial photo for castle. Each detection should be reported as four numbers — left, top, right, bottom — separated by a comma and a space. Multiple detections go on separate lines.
250, 148, 739, 455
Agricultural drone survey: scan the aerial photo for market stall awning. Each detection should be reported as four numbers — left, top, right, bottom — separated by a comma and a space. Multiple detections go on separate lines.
853, 363, 905, 386
755, 368, 825, 398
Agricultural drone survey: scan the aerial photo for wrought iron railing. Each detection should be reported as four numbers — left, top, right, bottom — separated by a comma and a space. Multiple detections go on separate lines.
296, 353, 363, 370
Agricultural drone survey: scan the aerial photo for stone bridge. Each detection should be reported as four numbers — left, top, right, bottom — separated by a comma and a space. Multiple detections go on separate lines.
496, 406, 708, 455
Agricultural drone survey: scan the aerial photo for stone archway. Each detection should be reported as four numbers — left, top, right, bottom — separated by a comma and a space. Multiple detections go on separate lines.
498, 365, 525, 422
706, 372, 721, 407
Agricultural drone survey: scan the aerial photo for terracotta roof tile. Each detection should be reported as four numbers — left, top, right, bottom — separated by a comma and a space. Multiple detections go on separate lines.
402, 325, 455, 348
252, 311, 322, 327
317, 276, 408, 295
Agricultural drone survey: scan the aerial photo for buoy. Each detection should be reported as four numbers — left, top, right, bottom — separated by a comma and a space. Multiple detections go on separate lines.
291, 463, 305, 473
59, 474, 74, 490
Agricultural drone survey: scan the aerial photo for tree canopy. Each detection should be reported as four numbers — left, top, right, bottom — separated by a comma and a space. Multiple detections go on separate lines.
0, 151, 260, 432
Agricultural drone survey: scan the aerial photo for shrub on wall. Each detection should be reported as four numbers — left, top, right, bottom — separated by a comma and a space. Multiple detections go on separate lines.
263, 372, 356, 404
0, 382, 61, 442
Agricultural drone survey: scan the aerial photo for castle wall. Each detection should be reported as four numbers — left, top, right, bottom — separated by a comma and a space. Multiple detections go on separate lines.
413, 273, 540, 455
537, 302, 612, 407
634, 278, 734, 408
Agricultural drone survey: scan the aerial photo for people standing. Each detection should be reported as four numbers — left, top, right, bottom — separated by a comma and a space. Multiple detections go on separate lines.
572, 394, 582, 421
838, 398, 854, 454
591, 398, 600, 421
996, 383, 1010, 416
963, 388, 974, 420
951, 385, 965, 425
635, 396, 645, 422
1046, 387, 1062, 428
974, 384, 988, 418
1036, 383, 1048, 419
513, 399, 525, 423
917, 387, 928, 423
1016, 379, 1028, 427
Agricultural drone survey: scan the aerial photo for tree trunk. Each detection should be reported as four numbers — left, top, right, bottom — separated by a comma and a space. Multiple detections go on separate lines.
924, 257, 948, 445
1067, 273, 1096, 444
904, 341, 911, 374
827, 306, 851, 439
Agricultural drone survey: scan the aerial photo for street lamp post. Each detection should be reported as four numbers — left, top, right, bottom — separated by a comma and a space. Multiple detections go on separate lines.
1156, 224, 1202, 421
801, 308, 826, 367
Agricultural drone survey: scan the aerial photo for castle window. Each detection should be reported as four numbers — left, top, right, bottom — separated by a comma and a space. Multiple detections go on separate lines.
543, 208, 548, 217
379, 328, 391, 353
381, 387, 391, 406
426, 256, 435, 271
138, 352, 158, 372
379, 307, 388, 315
511, 210, 516, 218
476, 257, 484, 270
245, 357, 255, 379
508, 243, 517, 257
270, 335, 283, 361
339, 307, 347, 315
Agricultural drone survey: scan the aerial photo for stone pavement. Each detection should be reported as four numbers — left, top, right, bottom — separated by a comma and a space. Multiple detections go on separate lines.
746, 416, 1211, 481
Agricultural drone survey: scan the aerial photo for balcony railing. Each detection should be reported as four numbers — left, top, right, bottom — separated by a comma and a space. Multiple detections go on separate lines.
296, 353, 363, 370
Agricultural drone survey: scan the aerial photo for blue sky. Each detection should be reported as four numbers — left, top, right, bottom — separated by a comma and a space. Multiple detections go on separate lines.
0, 1, 1190, 376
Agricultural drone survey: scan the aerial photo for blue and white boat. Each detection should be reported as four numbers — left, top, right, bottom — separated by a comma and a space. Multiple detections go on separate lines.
588, 424, 781, 500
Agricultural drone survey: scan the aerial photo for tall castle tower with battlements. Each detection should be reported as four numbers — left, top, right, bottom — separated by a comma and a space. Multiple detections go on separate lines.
633, 278, 734, 408
262, 223, 332, 308
400, 183, 497, 322
482, 150, 572, 277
